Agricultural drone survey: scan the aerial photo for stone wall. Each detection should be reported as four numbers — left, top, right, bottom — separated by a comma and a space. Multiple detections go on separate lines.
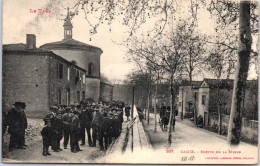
113, 84, 133, 105
85, 77, 100, 102
3, 52, 88, 118
2, 54, 49, 118
208, 112, 258, 144
100, 82, 113, 102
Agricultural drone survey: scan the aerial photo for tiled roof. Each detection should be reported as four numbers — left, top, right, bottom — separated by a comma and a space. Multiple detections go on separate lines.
181, 80, 202, 88
202, 78, 234, 88
201, 78, 258, 89
40, 39, 102, 53
3, 44, 51, 52
2, 43, 87, 73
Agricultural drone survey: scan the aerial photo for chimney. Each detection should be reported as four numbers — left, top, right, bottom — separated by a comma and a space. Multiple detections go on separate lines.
26, 34, 36, 49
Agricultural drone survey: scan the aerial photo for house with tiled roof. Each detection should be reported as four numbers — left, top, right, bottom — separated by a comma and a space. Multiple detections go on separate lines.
178, 80, 202, 119
197, 78, 258, 130
3, 35, 88, 118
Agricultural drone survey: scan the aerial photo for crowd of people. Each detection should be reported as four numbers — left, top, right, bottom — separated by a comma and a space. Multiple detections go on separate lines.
3, 100, 132, 156
41, 101, 130, 156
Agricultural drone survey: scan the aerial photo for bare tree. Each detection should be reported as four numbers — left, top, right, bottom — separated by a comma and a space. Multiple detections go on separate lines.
64, 0, 178, 39
207, 0, 257, 145
125, 20, 189, 145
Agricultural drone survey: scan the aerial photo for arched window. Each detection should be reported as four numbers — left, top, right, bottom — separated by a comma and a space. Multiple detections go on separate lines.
88, 63, 94, 76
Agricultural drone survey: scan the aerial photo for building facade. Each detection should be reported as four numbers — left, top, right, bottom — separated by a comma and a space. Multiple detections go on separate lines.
2, 10, 111, 118
178, 81, 201, 119
40, 8, 102, 102
3, 35, 87, 118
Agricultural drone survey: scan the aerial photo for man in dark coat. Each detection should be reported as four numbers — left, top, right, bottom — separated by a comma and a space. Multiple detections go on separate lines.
79, 105, 93, 146
54, 109, 64, 151
70, 110, 82, 153
62, 107, 73, 149
99, 111, 111, 151
45, 106, 60, 152
125, 105, 131, 121
112, 111, 120, 139
108, 112, 114, 145
7, 102, 25, 151
41, 117, 52, 156
91, 107, 103, 148
20, 102, 28, 147
117, 109, 123, 134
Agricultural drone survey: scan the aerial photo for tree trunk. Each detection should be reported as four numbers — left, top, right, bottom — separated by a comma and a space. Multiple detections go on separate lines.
189, 47, 193, 86
154, 81, 158, 133
181, 87, 184, 120
218, 104, 222, 135
227, 1, 252, 145
144, 108, 147, 120
167, 74, 174, 146
217, 84, 222, 135
147, 88, 150, 124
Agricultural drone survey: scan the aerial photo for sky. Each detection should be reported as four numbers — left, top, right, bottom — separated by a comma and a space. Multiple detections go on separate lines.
3, 0, 136, 82
2, 0, 258, 82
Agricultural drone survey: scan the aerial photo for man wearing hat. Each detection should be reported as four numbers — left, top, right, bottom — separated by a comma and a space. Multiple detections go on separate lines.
79, 105, 93, 146
54, 109, 64, 151
107, 111, 114, 145
70, 110, 82, 153
44, 106, 58, 120
117, 109, 123, 133
20, 102, 28, 147
62, 107, 73, 149
41, 117, 52, 156
112, 111, 120, 139
45, 106, 60, 152
6, 102, 25, 151
125, 104, 131, 121
100, 111, 111, 150
91, 106, 103, 148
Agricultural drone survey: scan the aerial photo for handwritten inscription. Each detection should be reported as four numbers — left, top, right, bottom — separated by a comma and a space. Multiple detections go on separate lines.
181, 156, 195, 161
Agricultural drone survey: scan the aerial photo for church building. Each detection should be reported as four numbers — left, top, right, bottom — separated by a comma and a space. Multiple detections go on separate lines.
40, 8, 103, 102
2, 8, 111, 118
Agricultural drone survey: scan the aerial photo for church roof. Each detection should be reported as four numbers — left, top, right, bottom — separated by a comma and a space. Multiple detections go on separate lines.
64, 8, 72, 27
40, 38, 103, 53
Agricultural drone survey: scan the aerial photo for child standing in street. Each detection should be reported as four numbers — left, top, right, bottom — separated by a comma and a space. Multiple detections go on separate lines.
41, 118, 52, 156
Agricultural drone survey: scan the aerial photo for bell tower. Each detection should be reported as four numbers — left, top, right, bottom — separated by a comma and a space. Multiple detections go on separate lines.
63, 7, 73, 40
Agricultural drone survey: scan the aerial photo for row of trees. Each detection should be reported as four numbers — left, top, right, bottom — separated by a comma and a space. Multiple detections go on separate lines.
122, 0, 258, 146
67, 0, 258, 146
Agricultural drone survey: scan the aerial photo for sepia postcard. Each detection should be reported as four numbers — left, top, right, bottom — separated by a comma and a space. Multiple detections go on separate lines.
1, 0, 259, 164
